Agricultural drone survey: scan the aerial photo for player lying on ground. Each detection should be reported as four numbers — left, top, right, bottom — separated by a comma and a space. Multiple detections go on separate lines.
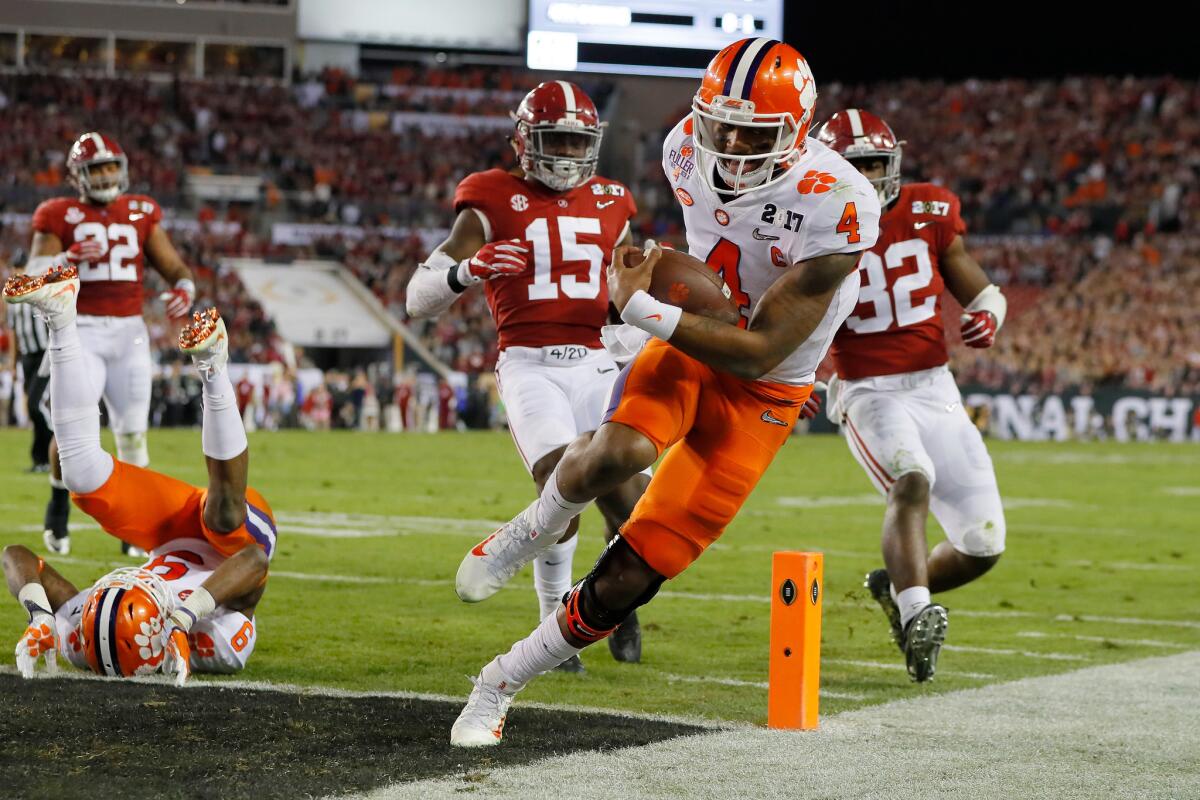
448, 37, 881, 745
819, 109, 1008, 681
407, 81, 648, 668
3, 270, 274, 683
28, 132, 196, 560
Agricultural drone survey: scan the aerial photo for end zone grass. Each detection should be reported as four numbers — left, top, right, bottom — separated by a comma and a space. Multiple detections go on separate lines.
1, 429, 1196, 725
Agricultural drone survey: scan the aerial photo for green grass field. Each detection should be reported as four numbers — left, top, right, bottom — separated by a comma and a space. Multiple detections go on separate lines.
1, 428, 1197, 725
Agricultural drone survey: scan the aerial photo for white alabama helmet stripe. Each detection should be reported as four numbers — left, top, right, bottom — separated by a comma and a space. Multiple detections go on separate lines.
556, 80, 578, 121
87, 132, 112, 159
96, 587, 122, 676
846, 108, 866, 140
729, 38, 773, 101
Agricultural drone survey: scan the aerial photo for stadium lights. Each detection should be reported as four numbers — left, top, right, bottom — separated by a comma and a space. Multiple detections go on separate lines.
546, 3, 633, 27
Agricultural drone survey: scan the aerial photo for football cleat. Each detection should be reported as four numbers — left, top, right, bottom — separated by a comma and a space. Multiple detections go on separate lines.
903, 603, 949, 683
121, 542, 146, 559
179, 308, 228, 379
450, 661, 522, 747
553, 654, 585, 674
864, 569, 905, 652
3, 265, 79, 329
608, 610, 642, 663
42, 529, 70, 556
456, 502, 559, 603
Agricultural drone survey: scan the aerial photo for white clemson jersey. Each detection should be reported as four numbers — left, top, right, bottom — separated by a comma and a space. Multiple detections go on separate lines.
55, 537, 259, 674
662, 118, 881, 384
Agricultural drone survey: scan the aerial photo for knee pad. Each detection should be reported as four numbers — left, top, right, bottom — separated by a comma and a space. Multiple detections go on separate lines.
956, 518, 1006, 558
115, 432, 149, 468
563, 536, 665, 643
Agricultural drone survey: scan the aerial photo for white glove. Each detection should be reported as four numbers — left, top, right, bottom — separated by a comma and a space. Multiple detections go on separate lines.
161, 617, 191, 687
600, 324, 651, 364
824, 375, 844, 426
16, 613, 58, 678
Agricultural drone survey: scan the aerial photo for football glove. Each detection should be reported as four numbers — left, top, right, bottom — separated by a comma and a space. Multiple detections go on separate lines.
61, 239, 106, 268
799, 385, 823, 420
161, 618, 191, 687
960, 310, 998, 348
15, 613, 58, 678
458, 239, 530, 284
159, 278, 195, 320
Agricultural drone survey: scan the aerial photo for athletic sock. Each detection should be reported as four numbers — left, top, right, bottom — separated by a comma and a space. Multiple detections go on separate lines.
897, 586, 933, 629
47, 323, 112, 494
533, 470, 590, 536
43, 484, 70, 535
493, 608, 584, 689
200, 367, 247, 461
533, 536, 579, 620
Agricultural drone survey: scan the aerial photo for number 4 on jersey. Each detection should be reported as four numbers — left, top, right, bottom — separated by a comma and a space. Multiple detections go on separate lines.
705, 238, 750, 328
837, 202, 860, 244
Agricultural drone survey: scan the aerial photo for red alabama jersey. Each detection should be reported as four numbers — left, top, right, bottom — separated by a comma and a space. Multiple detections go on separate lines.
454, 169, 636, 350
830, 183, 966, 380
32, 194, 163, 317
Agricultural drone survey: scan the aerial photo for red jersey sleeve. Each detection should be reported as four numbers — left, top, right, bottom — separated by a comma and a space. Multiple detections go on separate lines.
31, 199, 69, 242
938, 189, 966, 252
453, 171, 494, 213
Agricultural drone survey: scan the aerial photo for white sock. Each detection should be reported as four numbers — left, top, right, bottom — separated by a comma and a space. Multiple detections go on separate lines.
493, 608, 583, 690
897, 585, 932, 629
48, 324, 113, 494
201, 368, 248, 461
533, 470, 590, 536
533, 535, 579, 620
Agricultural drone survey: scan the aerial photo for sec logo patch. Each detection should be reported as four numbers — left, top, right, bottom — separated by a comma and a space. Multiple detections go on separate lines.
675, 187, 694, 207
714, 209, 730, 226
510, 194, 529, 212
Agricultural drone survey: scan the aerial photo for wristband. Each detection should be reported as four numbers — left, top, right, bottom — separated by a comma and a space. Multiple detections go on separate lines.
174, 278, 196, 296
169, 587, 216, 632
965, 284, 1007, 330
18, 583, 53, 623
455, 258, 483, 288
620, 290, 682, 341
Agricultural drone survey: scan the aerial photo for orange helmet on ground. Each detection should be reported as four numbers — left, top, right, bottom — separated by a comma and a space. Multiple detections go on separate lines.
692, 38, 818, 196
79, 568, 173, 677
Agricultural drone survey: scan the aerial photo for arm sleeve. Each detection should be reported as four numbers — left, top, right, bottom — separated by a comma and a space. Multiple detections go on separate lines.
793, 185, 882, 262
405, 251, 466, 319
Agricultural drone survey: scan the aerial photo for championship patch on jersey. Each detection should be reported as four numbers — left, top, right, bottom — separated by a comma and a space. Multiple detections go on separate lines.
65, 207, 85, 224
668, 147, 695, 181
675, 188, 694, 207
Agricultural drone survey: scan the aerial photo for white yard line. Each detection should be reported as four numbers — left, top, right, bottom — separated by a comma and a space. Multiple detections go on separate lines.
658, 672, 866, 701
1017, 631, 1190, 650
823, 658, 995, 680
941, 644, 1088, 662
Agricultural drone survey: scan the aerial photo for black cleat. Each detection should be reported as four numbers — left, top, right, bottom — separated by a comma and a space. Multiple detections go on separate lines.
121, 541, 147, 558
864, 569, 905, 652
554, 654, 585, 673
904, 604, 949, 683
608, 610, 642, 664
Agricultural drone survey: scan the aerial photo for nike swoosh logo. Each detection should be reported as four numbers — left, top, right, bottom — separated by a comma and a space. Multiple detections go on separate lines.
914, 221, 933, 230
470, 532, 498, 557
643, 313, 663, 322
597, 200, 616, 208
752, 228, 780, 241
53, 284, 78, 298
945, 402, 960, 412
760, 410, 789, 427
597, 367, 616, 374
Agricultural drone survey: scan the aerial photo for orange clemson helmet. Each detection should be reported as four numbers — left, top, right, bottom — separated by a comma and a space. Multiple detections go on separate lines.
79, 567, 173, 678
691, 38, 818, 196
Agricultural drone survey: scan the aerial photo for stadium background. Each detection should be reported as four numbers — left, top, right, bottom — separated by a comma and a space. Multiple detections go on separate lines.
0, 3, 1197, 799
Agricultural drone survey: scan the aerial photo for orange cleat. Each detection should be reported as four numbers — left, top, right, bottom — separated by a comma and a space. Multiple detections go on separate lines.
179, 307, 228, 378
3, 265, 80, 329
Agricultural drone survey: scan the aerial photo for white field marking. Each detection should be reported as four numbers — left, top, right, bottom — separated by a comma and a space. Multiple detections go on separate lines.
1162, 486, 1200, 496
659, 672, 867, 701
776, 494, 883, 509
706, 541, 877, 559
1054, 613, 1200, 630
1017, 631, 1190, 650
995, 450, 1200, 465
275, 511, 505, 529
1063, 559, 1192, 572
1015, 523, 1141, 536
941, 645, 1088, 662
362, 651, 1200, 800
18, 522, 102, 532
1002, 497, 1097, 510
269, 570, 396, 585
823, 658, 995, 680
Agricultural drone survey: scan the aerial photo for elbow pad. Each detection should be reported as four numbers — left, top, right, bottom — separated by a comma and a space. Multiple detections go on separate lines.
405, 250, 464, 319
965, 284, 1007, 330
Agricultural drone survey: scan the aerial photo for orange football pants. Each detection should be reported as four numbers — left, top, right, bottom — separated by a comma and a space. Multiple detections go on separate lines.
72, 459, 276, 559
604, 340, 811, 578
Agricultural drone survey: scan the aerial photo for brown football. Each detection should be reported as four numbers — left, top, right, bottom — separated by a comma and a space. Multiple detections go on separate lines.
622, 247, 741, 326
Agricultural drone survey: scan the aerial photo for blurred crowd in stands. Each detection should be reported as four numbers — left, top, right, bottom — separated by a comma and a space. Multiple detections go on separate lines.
1, 65, 1197, 436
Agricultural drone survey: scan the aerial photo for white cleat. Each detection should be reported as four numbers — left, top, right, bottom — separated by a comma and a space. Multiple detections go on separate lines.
456, 502, 559, 603
3, 265, 79, 329
42, 530, 70, 556
179, 308, 228, 379
450, 661, 522, 747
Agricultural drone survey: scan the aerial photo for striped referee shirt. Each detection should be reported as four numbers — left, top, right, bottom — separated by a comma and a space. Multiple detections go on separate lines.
9, 302, 48, 356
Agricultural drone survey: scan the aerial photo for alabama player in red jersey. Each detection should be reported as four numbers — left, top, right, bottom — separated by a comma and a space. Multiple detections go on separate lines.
4, 265, 271, 684
27, 132, 196, 559
818, 109, 1008, 682
448, 39, 881, 746
406, 81, 649, 669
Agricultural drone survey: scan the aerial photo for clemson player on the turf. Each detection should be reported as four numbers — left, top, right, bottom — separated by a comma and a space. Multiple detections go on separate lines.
448, 38, 880, 746
3, 266, 271, 684
817, 109, 1007, 682
28, 132, 196, 559
406, 81, 649, 668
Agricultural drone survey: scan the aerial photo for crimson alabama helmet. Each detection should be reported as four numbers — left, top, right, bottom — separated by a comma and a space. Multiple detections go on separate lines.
511, 81, 605, 192
816, 109, 904, 206
66, 132, 129, 204
78, 567, 173, 678
692, 38, 818, 196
